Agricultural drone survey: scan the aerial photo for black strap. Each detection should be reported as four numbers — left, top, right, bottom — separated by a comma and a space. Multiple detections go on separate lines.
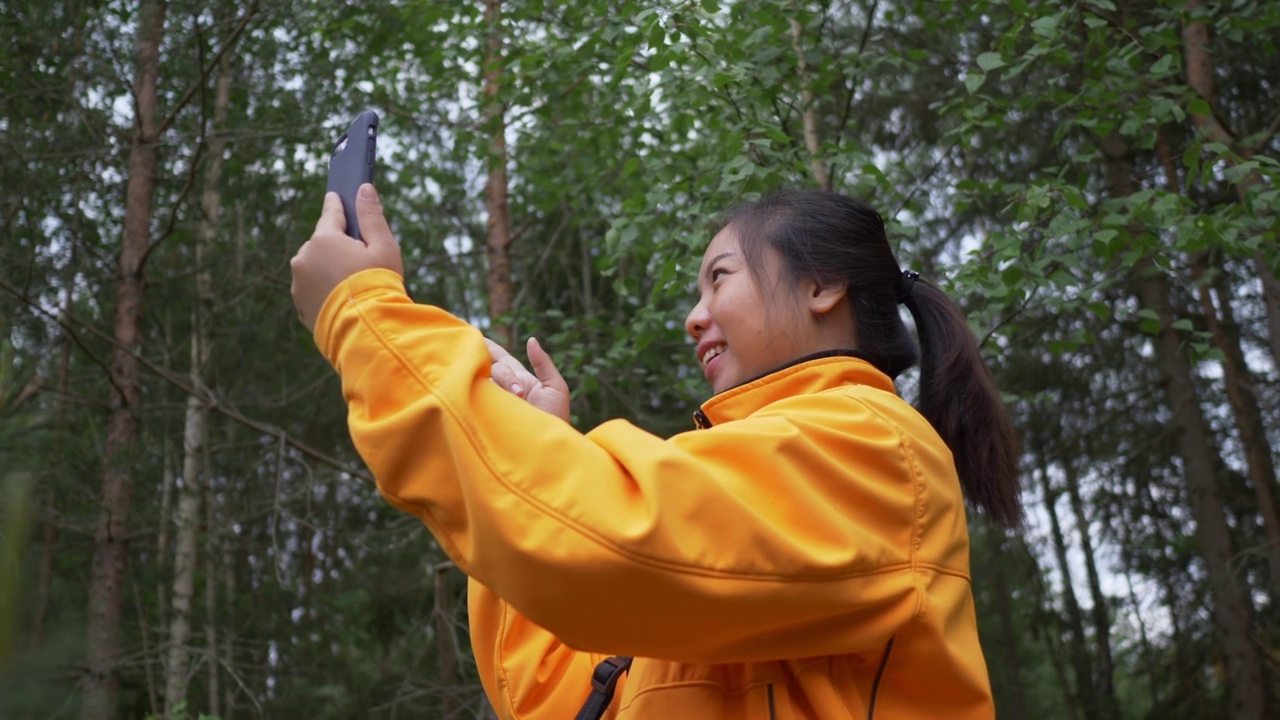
573, 656, 632, 720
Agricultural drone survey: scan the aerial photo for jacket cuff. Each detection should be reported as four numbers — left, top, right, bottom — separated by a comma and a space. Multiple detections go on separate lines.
312, 267, 408, 364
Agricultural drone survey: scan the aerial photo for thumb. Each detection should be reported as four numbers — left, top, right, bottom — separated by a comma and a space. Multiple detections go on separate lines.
356, 183, 397, 249
527, 337, 567, 391
318, 192, 347, 234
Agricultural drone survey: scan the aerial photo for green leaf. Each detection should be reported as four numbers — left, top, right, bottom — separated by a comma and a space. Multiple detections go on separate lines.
1031, 12, 1064, 38
965, 71, 986, 94
977, 52, 1006, 71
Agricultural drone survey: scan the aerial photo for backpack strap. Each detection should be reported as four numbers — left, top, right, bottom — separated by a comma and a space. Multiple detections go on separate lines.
573, 656, 633, 720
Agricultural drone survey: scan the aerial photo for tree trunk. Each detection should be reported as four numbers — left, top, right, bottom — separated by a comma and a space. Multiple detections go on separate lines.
1100, 112, 1269, 715
203, 479, 220, 719
483, 0, 514, 348
157, 437, 175, 630
1192, 255, 1280, 604
789, 15, 828, 190
32, 493, 57, 648
987, 530, 1026, 720
1155, 125, 1280, 608
163, 422, 203, 717
1061, 457, 1119, 720
1156, 64, 1280, 612
1182, 0, 1280, 369
1255, 254, 1280, 368
1034, 450, 1097, 720
1020, 533, 1082, 720
163, 40, 230, 717
36, 216, 79, 648
1121, 560, 1160, 707
81, 2, 167, 717
130, 581, 160, 716
220, 451, 239, 720
1130, 266, 1268, 718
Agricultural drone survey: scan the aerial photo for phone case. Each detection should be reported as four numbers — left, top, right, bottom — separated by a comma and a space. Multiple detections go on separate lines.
325, 110, 379, 241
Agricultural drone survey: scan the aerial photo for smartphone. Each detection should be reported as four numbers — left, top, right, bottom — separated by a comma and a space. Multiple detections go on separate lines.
325, 110, 379, 241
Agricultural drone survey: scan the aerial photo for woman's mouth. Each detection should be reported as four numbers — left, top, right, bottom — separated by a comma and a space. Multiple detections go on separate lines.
700, 344, 726, 368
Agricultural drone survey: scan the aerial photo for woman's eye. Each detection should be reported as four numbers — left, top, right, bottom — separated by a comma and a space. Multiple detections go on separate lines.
711, 268, 727, 282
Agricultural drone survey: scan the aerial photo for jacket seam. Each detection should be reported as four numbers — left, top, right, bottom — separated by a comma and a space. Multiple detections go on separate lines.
846, 396, 929, 618
345, 293, 475, 570
617, 677, 784, 711
900, 433, 928, 619
920, 562, 970, 581
495, 599, 525, 720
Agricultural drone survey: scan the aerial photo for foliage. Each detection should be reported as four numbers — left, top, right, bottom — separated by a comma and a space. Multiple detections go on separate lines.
1, 0, 1278, 717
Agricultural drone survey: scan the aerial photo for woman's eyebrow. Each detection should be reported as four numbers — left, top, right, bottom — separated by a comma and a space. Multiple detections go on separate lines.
703, 251, 736, 278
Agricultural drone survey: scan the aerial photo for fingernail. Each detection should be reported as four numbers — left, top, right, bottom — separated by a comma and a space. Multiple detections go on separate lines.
358, 183, 376, 201
510, 384, 522, 394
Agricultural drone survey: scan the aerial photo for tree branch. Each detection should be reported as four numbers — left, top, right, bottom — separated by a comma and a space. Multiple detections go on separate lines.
155, 0, 260, 138
1250, 107, 1280, 154
0, 276, 373, 483
140, 137, 208, 268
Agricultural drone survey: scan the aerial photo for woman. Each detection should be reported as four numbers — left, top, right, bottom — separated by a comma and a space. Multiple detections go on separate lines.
291, 184, 1023, 719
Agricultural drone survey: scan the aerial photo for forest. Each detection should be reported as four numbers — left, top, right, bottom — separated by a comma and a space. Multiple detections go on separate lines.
1, 0, 1279, 718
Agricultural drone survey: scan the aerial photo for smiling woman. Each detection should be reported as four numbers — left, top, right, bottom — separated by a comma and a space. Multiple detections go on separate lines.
291, 185, 1023, 720
685, 224, 858, 394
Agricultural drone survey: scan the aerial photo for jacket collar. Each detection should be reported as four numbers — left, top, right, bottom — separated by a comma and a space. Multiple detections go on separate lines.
693, 351, 898, 427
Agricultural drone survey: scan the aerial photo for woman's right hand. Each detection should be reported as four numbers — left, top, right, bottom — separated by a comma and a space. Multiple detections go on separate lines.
485, 337, 571, 424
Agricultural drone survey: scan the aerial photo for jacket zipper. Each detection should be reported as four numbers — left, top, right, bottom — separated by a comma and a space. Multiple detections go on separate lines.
692, 409, 712, 429
867, 636, 896, 720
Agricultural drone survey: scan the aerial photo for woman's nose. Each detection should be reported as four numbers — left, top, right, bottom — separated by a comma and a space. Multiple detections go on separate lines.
685, 299, 708, 340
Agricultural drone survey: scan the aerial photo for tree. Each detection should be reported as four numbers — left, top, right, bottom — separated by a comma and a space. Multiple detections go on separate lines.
163, 19, 233, 716
3, 1, 1278, 717
82, 3, 168, 716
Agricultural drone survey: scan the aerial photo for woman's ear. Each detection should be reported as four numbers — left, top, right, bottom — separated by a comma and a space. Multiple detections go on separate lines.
803, 278, 848, 316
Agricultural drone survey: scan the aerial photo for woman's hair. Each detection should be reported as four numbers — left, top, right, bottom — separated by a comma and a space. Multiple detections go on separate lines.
718, 190, 1024, 527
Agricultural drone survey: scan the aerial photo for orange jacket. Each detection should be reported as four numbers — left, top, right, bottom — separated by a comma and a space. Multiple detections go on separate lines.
315, 269, 995, 719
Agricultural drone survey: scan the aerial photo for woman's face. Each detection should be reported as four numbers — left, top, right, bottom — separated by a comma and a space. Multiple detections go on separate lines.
684, 227, 852, 394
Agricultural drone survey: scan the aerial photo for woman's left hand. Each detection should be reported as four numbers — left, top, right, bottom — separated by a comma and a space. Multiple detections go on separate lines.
485, 337, 571, 423
291, 184, 404, 332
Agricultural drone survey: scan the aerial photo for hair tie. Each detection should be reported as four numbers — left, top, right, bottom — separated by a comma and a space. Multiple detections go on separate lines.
897, 270, 920, 304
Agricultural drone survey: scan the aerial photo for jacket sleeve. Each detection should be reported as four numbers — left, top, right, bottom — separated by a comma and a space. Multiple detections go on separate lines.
468, 577, 623, 720
315, 269, 941, 664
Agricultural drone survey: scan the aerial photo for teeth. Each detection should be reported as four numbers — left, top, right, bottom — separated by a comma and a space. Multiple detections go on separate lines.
701, 345, 725, 367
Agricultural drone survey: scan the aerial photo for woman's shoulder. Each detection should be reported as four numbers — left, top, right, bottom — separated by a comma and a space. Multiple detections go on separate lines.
757, 384, 956, 467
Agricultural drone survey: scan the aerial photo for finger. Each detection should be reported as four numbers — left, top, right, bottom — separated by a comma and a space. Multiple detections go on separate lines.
484, 337, 514, 363
527, 337, 568, 391
489, 362, 525, 396
316, 192, 346, 234
356, 184, 395, 251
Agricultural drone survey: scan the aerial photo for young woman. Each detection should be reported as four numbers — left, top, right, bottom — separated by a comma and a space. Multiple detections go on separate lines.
291, 185, 1022, 719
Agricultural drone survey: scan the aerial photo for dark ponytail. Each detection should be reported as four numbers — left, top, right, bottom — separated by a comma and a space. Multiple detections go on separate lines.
900, 280, 1024, 526
720, 190, 1024, 527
